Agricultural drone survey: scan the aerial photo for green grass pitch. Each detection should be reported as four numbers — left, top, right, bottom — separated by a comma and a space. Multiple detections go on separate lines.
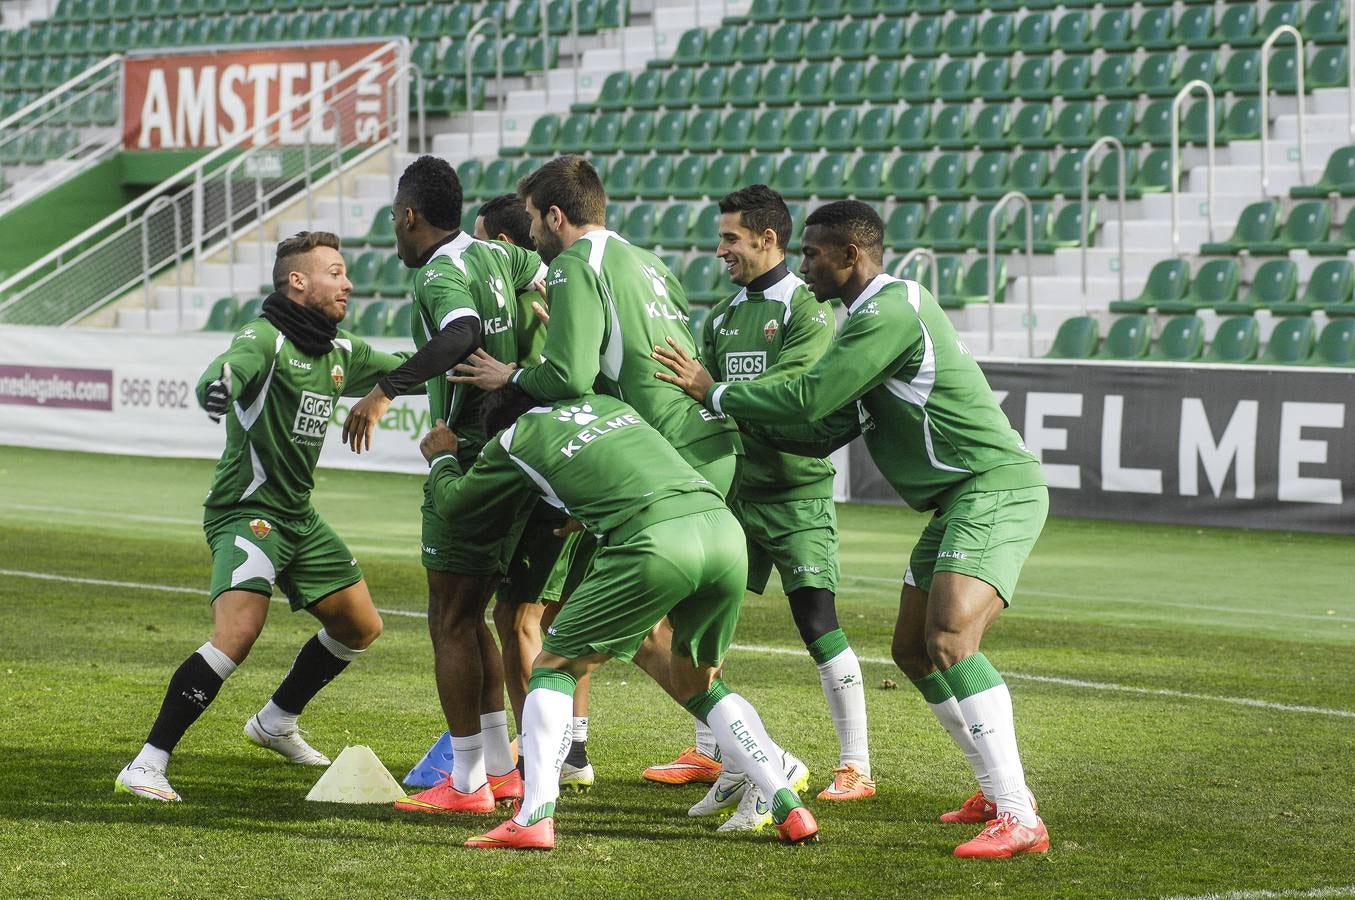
0, 446, 1352, 898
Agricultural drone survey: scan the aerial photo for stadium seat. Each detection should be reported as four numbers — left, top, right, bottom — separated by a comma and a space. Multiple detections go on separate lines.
936, 60, 972, 102
1249, 202, 1331, 256
1204, 317, 1260, 363
1010, 104, 1051, 148
348, 251, 385, 297
689, 204, 722, 251
1136, 53, 1177, 97
727, 66, 762, 106
890, 107, 933, 152
618, 112, 655, 154
854, 108, 895, 151
659, 158, 701, 200
1045, 316, 1099, 359
655, 204, 692, 247
847, 153, 887, 199
681, 256, 725, 303
670, 27, 706, 65
1257, 318, 1316, 365
970, 105, 1010, 150
650, 111, 691, 153
661, 68, 696, 107
900, 61, 935, 103
1219, 50, 1261, 95
942, 17, 977, 56
907, 17, 942, 57
863, 61, 901, 103
1174, 51, 1219, 94
1310, 320, 1355, 365
1037, 202, 1095, 253
1109, 259, 1189, 313
1310, 207, 1355, 256
622, 203, 657, 246
354, 300, 391, 336
882, 153, 926, 199
1130, 149, 1174, 197
914, 203, 967, 251
884, 202, 927, 250
1214, 3, 1257, 47
606, 157, 644, 199
1277, 259, 1355, 316
998, 202, 1052, 252
1091, 149, 1137, 199
1215, 259, 1298, 315
894, 254, 961, 300
1305, 0, 1346, 45
932, 107, 969, 150
1158, 259, 1239, 313
1035, 151, 1086, 200
1309, 45, 1350, 90
232, 298, 264, 328
920, 153, 968, 201
968, 151, 1010, 200
1200, 201, 1281, 255
699, 154, 742, 197
1053, 10, 1092, 52
375, 255, 413, 298
939, 257, 1005, 309
202, 297, 238, 331
1221, 99, 1261, 143
974, 58, 1012, 101
1149, 315, 1205, 361
1095, 315, 1152, 360
772, 153, 811, 198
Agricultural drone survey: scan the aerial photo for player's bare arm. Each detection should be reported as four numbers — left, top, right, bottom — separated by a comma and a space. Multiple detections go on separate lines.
449, 348, 517, 392
652, 336, 714, 403
419, 418, 460, 462
342, 388, 391, 454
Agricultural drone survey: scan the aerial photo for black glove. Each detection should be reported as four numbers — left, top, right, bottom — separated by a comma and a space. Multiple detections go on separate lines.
204, 363, 232, 423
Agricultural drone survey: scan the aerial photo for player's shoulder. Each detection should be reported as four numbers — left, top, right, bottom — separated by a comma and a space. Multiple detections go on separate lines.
229, 317, 278, 348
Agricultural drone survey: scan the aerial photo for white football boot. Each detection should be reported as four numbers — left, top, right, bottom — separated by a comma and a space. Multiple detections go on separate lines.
115, 762, 182, 802
689, 770, 747, 818
244, 715, 331, 766
716, 750, 809, 832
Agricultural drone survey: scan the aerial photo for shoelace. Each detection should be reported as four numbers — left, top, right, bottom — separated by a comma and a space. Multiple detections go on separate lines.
832, 765, 863, 789
978, 812, 1019, 840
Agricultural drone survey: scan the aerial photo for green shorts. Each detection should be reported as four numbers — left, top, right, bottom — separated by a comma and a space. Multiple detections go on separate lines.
905, 485, 1049, 605
205, 510, 362, 611
542, 505, 748, 667
421, 471, 532, 576
731, 496, 839, 595
496, 500, 571, 605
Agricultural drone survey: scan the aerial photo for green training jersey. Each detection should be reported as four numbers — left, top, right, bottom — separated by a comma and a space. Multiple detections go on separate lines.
411, 232, 545, 454
509, 230, 740, 469
196, 319, 406, 524
427, 393, 724, 539
513, 285, 548, 367
702, 270, 836, 503
709, 275, 1044, 512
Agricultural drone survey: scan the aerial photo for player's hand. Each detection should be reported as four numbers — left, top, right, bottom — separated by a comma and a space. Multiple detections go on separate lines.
420, 418, 459, 462
652, 337, 714, 403
449, 348, 516, 391
553, 517, 584, 538
531, 296, 550, 326
203, 363, 232, 423
342, 387, 392, 454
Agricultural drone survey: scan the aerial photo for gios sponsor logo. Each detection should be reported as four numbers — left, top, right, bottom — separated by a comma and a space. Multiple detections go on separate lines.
249, 518, 272, 539
724, 351, 766, 381
293, 390, 333, 441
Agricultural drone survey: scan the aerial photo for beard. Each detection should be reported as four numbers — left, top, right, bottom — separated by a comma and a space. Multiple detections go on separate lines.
304, 292, 347, 324
536, 230, 565, 264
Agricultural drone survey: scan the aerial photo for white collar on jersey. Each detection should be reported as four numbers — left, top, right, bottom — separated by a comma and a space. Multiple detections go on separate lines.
728, 270, 803, 325
845, 273, 900, 314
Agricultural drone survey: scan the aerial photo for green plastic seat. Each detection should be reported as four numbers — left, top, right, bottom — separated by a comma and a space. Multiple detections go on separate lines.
1267, 47, 1304, 95
662, 68, 696, 108
771, 153, 812, 198
970, 104, 1011, 150
652, 110, 696, 154
1310, 320, 1355, 364
741, 155, 777, 187
625, 69, 662, 109
1048, 56, 1092, 100
936, 60, 972, 102
1248, 202, 1331, 256
907, 17, 942, 57
619, 110, 655, 153
1005, 150, 1051, 199
890, 107, 932, 152
622, 203, 657, 246
796, 21, 831, 61
1221, 98, 1261, 142
1039, 202, 1096, 253
846, 153, 887, 199
868, 18, 906, 59
1109, 258, 1189, 313
1016, 11, 1052, 53
1086, 54, 1132, 99
976, 14, 1013, 55
383, 301, 411, 338
671, 27, 705, 65
202, 297, 238, 331
939, 258, 1006, 309
1071, 101, 1133, 149
231, 298, 264, 329
1305, 0, 1346, 45
1219, 50, 1260, 95
1214, 4, 1257, 47
1053, 10, 1092, 52
607, 157, 644, 200
1310, 207, 1355, 255
942, 17, 977, 56
1095, 315, 1152, 359
656, 204, 692, 247
553, 113, 592, 154
920, 153, 968, 201
931, 106, 969, 151
747, 108, 786, 152
1009, 104, 1051, 148
689, 204, 723, 251
998, 201, 1052, 252
375, 255, 413, 298
1177, 5, 1215, 48
862, 61, 901, 103
974, 58, 1012, 101
828, 61, 865, 104
516, 114, 559, 156
358, 206, 396, 248
794, 63, 831, 106
1282, 259, 1355, 316
733, 23, 771, 63
1134, 53, 1177, 98
896, 255, 963, 301
666, 156, 707, 200
758, 63, 796, 106
884, 203, 927, 250
727, 66, 762, 107
1045, 316, 1100, 358
1309, 45, 1351, 90
1092, 148, 1137, 198
932, 202, 1000, 253
681, 256, 724, 303
882, 153, 926, 199
699, 155, 742, 197
347, 251, 385, 296
1026, 102, 1089, 149
1134, 7, 1175, 50
967, 152, 1009, 200
900, 61, 935, 103
1204, 317, 1260, 363
1257, 318, 1316, 365
1150, 316, 1206, 361
854, 108, 895, 152
916, 203, 967, 250
354, 300, 391, 337
1160, 259, 1239, 313
1035, 150, 1086, 200
1092, 8, 1131, 49
1175, 51, 1218, 93
1012, 58, 1052, 100
1216, 259, 1298, 315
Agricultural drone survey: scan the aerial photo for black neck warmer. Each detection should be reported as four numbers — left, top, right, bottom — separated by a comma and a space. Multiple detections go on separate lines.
261, 292, 338, 357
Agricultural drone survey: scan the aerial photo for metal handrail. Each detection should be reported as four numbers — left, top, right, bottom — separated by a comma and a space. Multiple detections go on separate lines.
222, 154, 263, 300
1260, 25, 1307, 194
1080, 135, 1126, 313
467, 20, 504, 149
987, 191, 1035, 357
896, 247, 939, 301
0, 54, 121, 133
1170, 79, 1216, 257
139, 196, 182, 329
0, 40, 406, 314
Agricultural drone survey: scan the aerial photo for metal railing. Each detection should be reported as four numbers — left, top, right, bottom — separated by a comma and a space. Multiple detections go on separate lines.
987, 191, 1035, 358
139, 196, 184, 330
1080, 136, 1127, 313
1260, 25, 1307, 195
1170, 80, 1216, 257
468, 20, 505, 149
895, 247, 939, 301
0, 41, 410, 328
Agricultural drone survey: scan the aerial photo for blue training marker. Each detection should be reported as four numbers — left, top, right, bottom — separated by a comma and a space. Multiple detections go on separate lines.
403, 731, 454, 788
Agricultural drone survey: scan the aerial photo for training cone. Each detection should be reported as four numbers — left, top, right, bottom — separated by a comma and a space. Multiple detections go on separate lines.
403, 731, 454, 788
305, 745, 404, 804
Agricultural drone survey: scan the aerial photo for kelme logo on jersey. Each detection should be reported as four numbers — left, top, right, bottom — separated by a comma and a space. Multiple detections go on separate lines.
724, 351, 767, 381
558, 412, 642, 458
423, 269, 443, 286
763, 318, 779, 342
293, 391, 333, 441
556, 404, 598, 426
331, 365, 345, 390
249, 519, 272, 539
483, 316, 511, 335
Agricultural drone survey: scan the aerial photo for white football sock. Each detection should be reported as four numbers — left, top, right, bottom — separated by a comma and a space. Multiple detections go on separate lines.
817, 647, 870, 774
514, 688, 573, 826
957, 683, 1037, 826
705, 693, 790, 804
450, 733, 486, 794
572, 716, 589, 743
131, 743, 170, 772
254, 699, 297, 736
928, 696, 994, 800
480, 710, 515, 778
694, 716, 718, 760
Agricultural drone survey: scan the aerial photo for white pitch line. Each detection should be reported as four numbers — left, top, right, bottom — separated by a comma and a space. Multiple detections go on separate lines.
836, 572, 1355, 624
1160, 886, 1355, 900
5, 568, 1354, 721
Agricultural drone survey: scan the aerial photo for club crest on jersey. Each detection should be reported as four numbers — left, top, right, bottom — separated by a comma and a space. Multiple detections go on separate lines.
763, 318, 779, 342
331, 364, 345, 390
249, 519, 272, 539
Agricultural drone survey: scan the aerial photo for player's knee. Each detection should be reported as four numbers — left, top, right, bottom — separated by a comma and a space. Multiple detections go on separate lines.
925, 628, 976, 671
890, 639, 932, 680
352, 613, 383, 650
787, 587, 840, 646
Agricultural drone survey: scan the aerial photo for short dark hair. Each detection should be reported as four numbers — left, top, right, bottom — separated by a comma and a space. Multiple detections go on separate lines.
481, 384, 541, 439
272, 231, 340, 292
479, 194, 535, 249
718, 184, 793, 251
395, 155, 463, 231
804, 200, 885, 260
517, 155, 606, 227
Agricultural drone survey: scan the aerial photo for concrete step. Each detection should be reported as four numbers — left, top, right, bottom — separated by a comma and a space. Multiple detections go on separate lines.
116, 307, 211, 332
1100, 218, 1210, 251
194, 261, 270, 292
1051, 246, 1184, 281
1273, 112, 1349, 143
276, 197, 392, 242
152, 285, 239, 312
1140, 192, 1259, 232
958, 328, 1052, 358
1310, 88, 1352, 118
1009, 275, 1136, 312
